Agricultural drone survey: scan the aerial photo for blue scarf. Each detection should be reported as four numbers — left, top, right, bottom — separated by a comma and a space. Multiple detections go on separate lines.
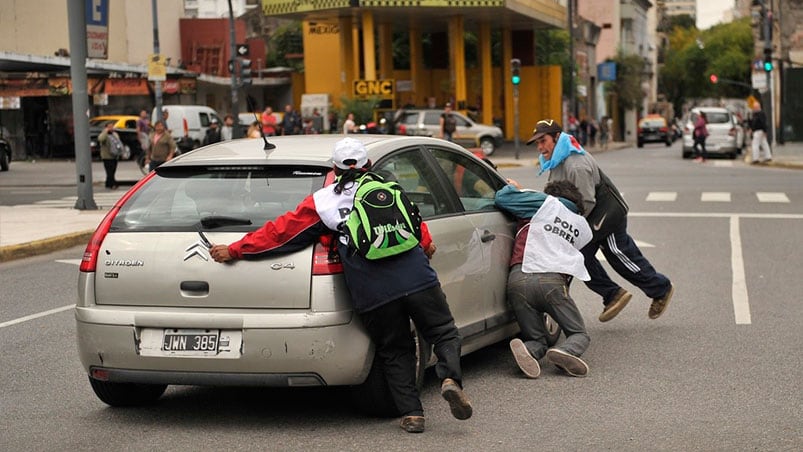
538, 133, 586, 175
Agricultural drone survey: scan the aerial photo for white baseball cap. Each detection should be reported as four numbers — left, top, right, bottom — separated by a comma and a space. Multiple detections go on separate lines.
332, 137, 368, 170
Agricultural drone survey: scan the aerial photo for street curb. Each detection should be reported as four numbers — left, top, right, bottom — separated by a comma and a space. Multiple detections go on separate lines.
0, 230, 93, 263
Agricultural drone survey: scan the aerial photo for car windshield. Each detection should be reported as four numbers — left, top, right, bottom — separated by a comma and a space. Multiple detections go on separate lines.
111, 166, 329, 232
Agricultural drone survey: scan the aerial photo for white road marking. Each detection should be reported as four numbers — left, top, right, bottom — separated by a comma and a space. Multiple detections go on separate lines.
0, 305, 74, 329
756, 192, 790, 203
646, 192, 677, 202
730, 216, 751, 324
701, 192, 731, 202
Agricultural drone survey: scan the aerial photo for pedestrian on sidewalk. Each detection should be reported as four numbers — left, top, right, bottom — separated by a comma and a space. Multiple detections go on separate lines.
208, 137, 473, 434
97, 122, 120, 190
495, 179, 593, 378
146, 120, 176, 170
692, 111, 708, 163
749, 102, 773, 164
527, 118, 675, 323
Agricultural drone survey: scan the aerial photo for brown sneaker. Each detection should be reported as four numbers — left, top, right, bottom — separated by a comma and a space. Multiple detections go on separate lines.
509, 338, 540, 378
599, 289, 632, 322
546, 348, 589, 377
441, 378, 473, 420
400, 415, 425, 433
649, 284, 675, 319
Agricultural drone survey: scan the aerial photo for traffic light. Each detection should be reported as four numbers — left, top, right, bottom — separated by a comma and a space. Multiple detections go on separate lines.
510, 58, 521, 86
763, 47, 773, 72
239, 58, 253, 86
709, 74, 718, 84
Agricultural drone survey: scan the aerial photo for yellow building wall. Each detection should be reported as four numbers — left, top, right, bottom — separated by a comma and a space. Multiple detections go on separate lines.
516, 65, 562, 140
301, 20, 342, 106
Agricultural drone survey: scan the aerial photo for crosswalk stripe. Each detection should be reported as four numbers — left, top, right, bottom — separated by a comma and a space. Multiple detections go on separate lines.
756, 192, 790, 203
646, 192, 677, 201
701, 192, 731, 202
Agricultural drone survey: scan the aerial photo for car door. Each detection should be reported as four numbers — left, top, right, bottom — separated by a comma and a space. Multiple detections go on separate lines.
424, 146, 515, 337
372, 146, 494, 340
451, 113, 477, 148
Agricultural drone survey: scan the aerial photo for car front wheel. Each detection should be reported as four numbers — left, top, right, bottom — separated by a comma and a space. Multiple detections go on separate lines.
0, 151, 9, 171
479, 137, 495, 156
88, 376, 167, 407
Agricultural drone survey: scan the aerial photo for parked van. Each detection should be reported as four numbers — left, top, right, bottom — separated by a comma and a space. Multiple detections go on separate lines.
152, 105, 222, 149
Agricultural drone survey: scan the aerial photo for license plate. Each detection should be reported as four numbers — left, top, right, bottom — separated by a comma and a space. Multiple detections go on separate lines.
163, 329, 219, 353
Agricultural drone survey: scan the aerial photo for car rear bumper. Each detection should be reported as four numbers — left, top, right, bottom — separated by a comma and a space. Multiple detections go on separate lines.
75, 307, 373, 387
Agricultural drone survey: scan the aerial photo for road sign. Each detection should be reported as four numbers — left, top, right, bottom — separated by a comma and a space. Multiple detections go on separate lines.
148, 54, 167, 81
236, 44, 249, 57
751, 71, 767, 92
85, 0, 109, 59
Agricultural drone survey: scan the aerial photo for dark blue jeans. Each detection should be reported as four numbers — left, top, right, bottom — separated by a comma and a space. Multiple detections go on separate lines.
359, 284, 462, 417
693, 135, 707, 159
581, 217, 672, 305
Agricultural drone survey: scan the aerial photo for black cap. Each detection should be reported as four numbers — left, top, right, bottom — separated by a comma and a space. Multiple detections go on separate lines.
525, 119, 562, 145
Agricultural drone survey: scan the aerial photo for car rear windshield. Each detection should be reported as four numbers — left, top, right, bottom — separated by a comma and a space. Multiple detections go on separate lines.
110, 165, 329, 232
640, 119, 665, 128
695, 112, 730, 124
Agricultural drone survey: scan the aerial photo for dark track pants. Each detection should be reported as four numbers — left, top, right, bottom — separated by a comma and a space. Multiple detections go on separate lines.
359, 284, 462, 417
581, 217, 672, 305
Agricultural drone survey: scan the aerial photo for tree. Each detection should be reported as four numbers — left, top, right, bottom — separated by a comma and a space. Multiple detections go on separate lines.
605, 52, 646, 110
266, 21, 304, 71
658, 18, 754, 114
534, 29, 572, 98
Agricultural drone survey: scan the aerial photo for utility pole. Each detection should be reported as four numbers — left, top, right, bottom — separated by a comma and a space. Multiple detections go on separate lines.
568, 0, 577, 119
152, 0, 163, 124
227, 0, 241, 138
67, 0, 96, 210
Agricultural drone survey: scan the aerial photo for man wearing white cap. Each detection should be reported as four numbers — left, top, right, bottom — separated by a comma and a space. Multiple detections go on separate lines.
210, 137, 473, 433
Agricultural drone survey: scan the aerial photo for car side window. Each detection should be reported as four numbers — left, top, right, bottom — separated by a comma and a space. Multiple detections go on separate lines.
423, 111, 441, 125
373, 148, 454, 218
200, 113, 210, 127
428, 148, 500, 212
400, 112, 418, 126
125, 120, 137, 129
454, 114, 470, 127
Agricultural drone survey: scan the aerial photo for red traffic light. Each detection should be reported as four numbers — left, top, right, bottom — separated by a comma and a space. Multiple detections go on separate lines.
709, 74, 719, 84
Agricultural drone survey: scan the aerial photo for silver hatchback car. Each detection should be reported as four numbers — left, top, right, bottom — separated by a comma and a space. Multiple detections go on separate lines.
76, 134, 545, 414
681, 107, 744, 159
397, 109, 504, 156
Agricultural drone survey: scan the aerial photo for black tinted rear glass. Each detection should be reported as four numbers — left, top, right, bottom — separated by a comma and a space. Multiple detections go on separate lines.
111, 166, 329, 232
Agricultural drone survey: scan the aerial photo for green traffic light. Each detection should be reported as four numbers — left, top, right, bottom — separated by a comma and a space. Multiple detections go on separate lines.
763, 60, 773, 72
512, 75, 520, 85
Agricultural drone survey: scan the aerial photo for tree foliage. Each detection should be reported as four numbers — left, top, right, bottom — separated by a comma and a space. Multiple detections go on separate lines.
605, 52, 646, 110
658, 18, 754, 114
266, 21, 304, 71
534, 29, 571, 98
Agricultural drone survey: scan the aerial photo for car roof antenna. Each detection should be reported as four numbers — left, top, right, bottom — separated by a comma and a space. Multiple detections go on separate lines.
246, 96, 275, 151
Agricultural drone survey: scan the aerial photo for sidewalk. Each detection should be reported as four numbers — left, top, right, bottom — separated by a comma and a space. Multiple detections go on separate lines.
1, 141, 802, 262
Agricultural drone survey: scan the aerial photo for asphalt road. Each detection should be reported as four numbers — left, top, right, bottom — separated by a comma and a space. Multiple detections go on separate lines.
1, 143, 802, 450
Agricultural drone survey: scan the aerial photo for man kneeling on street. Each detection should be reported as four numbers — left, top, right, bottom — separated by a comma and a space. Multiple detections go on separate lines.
495, 179, 593, 377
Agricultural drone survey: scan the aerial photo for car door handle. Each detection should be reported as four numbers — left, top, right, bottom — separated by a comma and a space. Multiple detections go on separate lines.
180, 281, 209, 296
480, 231, 496, 242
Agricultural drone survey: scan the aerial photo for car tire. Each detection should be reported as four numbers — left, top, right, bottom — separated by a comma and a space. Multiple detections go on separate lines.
479, 137, 495, 156
637, 141, 643, 148
88, 376, 167, 407
413, 327, 433, 390
682, 148, 692, 159
351, 352, 401, 418
665, 139, 672, 147
544, 313, 561, 346
0, 151, 9, 171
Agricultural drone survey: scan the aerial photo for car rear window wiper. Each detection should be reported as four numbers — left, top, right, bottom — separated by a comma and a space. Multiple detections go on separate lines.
200, 215, 253, 229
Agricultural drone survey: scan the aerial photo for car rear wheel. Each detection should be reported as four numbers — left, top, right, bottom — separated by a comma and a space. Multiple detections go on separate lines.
88, 377, 167, 407
0, 151, 9, 171
637, 141, 643, 148
351, 353, 401, 417
479, 137, 495, 156
544, 313, 561, 346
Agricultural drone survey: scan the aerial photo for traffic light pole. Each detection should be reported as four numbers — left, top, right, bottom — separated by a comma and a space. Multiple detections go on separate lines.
761, 1, 774, 145
513, 85, 520, 159
227, 0, 240, 138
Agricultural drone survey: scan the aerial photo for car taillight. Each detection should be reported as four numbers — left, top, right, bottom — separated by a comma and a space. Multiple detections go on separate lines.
660, 127, 668, 133
79, 172, 155, 272
312, 240, 343, 275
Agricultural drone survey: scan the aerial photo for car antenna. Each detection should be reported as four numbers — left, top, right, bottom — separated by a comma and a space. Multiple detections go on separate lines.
246, 96, 275, 151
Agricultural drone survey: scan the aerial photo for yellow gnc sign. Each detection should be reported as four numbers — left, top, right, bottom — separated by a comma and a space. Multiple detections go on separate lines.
353, 79, 395, 98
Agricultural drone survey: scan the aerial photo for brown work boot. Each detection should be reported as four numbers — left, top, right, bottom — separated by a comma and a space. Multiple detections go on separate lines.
599, 288, 632, 322
509, 338, 540, 378
546, 348, 589, 377
399, 415, 425, 433
441, 378, 473, 420
649, 284, 675, 319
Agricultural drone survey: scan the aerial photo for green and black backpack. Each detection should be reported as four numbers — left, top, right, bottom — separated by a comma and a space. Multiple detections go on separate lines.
343, 172, 423, 259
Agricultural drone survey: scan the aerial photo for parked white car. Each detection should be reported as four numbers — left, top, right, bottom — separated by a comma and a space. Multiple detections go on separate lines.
397, 109, 504, 156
